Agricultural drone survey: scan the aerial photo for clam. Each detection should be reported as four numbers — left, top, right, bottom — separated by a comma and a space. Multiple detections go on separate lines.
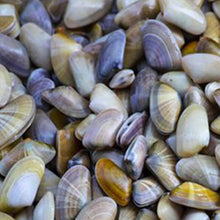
90, 23, 103, 42
83, 109, 124, 151
130, 66, 158, 113
170, 182, 220, 210
214, 89, 220, 107
182, 41, 198, 56
213, 210, 220, 220
0, 212, 15, 220
0, 138, 55, 176
215, 145, 220, 167
33, 192, 54, 220
64, 0, 113, 28
166, 133, 178, 156
51, 33, 82, 86
56, 165, 91, 219
0, 33, 30, 77
176, 155, 220, 191
136, 209, 159, 220
0, 4, 20, 38
160, 71, 194, 97
95, 158, 132, 206
146, 140, 181, 191
211, 116, 220, 135
115, 0, 160, 29
76, 197, 117, 220
202, 133, 220, 156
157, 193, 183, 220
116, 0, 138, 10
42, 86, 90, 119
96, 29, 126, 83
0, 64, 11, 108
118, 203, 138, 220
91, 175, 105, 199
0, 95, 35, 149
99, 14, 119, 35
69, 50, 96, 97
150, 83, 182, 135
182, 54, 220, 83
182, 208, 210, 220
14, 206, 33, 220
20, 0, 52, 34
176, 104, 210, 157
159, 0, 206, 35
197, 37, 220, 56
0, 156, 45, 214
115, 88, 131, 114
19, 23, 52, 70
89, 83, 127, 118
213, 0, 220, 19
141, 20, 182, 72
132, 176, 165, 207
205, 82, 220, 104
124, 135, 147, 180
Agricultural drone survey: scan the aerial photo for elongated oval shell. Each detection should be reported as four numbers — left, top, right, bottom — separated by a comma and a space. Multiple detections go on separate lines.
182, 208, 210, 220
95, 158, 132, 206
0, 212, 15, 220
56, 165, 91, 219
170, 182, 220, 210
76, 197, 117, 220
150, 83, 181, 135
0, 156, 45, 214
141, 20, 182, 72
136, 209, 159, 220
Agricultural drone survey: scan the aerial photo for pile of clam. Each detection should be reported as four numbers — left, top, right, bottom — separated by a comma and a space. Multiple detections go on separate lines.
2, 0, 220, 219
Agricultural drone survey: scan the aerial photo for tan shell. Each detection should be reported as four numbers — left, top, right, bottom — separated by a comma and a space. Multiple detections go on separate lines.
0, 212, 15, 220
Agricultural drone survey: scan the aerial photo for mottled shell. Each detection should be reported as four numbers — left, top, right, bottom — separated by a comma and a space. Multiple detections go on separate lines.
150, 83, 181, 135
56, 165, 91, 219
95, 159, 132, 206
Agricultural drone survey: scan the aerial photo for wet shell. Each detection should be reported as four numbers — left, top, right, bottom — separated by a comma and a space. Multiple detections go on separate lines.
170, 182, 220, 210
42, 86, 90, 119
132, 176, 164, 207
182, 208, 210, 220
75, 197, 117, 220
0, 156, 45, 214
141, 20, 182, 72
150, 83, 181, 135
118, 203, 138, 220
95, 158, 132, 206
51, 33, 82, 86
56, 165, 91, 219
146, 140, 181, 191
136, 209, 159, 220
0, 212, 15, 220
0, 138, 55, 176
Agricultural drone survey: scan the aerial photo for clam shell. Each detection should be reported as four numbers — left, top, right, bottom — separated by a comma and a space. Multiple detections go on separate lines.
150, 83, 181, 135
159, 0, 206, 35
0, 33, 30, 77
214, 89, 220, 108
197, 37, 220, 56
96, 29, 126, 83
76, 197, 117, 220
115, 88, 131, 115
83, 109, 124, 151
42, 86, 90, 119
201, 133, 220, 156
33, 192, 54, 220
64, 0, 113, 28
170, 182, 220, 210
99, 13, 119, 35
176, 104, 210, 157
118, 203, 138, 220
0, 138, 55, 176
56, 165, 91, 219
90, 23, 103, 42
141, 20, 182, 72
95, 158, 132, 206
166, 133, 178, 156
51, 33, 82, 86
91, 175, 105, 200
116, 0, 138, 10
213, 210, 220, 220
213, 0, 220, 19
19, 23, 52, 70
124, 135, 147, 180
0, 212, 15, 220
136, 209, 159, 220
182, 208, 210, 220
182, 41, 198, 56
14, 206, 33, 220
211, 116, 220, 136
20, 0, 52, 34
146, 140, 181, 191
205, 82, 220, 104
0, 156, 45, 214
215, 145, 220, 167
132, 176, 164, 207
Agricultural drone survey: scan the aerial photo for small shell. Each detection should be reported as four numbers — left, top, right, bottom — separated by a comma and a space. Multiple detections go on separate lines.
136, 209, 159, 220
141, 20, 182, 72
182, 41, 198, 56
215, 145, 220, 167
182, 208, 210, 220
214, 89, 220, 108
118, 203, 138, 220
116, 0, 138, 10
150, 83, 182, 135
0, 212, 15, 220
213, 1, 220, 19
95, 158, 132, 206
166, 133, 178, 156
205, 82, 220, 104
90, 23, 103, 42
176, 104, 210, 157
146, 140, 181, 191
0, 156, 45, 214
115, 88, 131, 115
211, 115, 220, 135
202, 133, 220, 156
170, 182, 220, 210
197, 37, 220, 56
99, 13, 119, 35
56, 165, 91, 219
132, 176, 164, 207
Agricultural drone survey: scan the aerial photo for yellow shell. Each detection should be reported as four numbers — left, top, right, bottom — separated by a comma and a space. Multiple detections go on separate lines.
181, 41, 198, 56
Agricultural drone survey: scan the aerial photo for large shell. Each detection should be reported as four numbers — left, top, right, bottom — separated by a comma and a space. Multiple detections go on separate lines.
182, 208, 210, 220
0, 138, 55, 176
95, 158, 132, 206
136, 209, 159, 220
75, 197, 117, 220
176, 154, 220, 191
141, 20, 182, 72
170, 182, 220, 210
150, 83, 181, 135
0, 156, 45, 214
51, 33, 82, 86
0, 212, 15, 220
146, 140, 181, 191
132, 176, 164, 207
56, 165, 91, 219
0, 33, 30, 77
